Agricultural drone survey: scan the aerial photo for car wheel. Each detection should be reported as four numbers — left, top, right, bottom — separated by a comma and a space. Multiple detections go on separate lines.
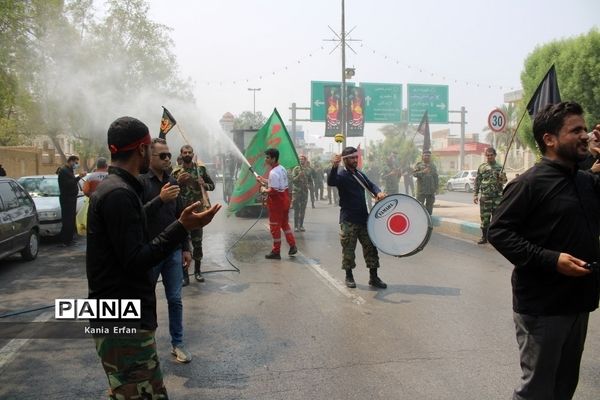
465, 183, 471, 192
20, 229, 39, 261
447, 182, 453, 191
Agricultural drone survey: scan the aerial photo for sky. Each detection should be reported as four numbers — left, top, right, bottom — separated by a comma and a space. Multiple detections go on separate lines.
139, 0, 600, 152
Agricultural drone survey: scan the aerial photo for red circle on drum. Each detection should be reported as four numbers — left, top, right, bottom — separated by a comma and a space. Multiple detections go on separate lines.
387, 212, 410, 235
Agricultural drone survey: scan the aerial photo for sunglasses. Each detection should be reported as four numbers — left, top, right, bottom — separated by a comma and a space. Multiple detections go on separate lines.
153, 152, 172, 160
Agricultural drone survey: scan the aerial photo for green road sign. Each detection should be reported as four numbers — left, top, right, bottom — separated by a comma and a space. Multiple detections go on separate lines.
360, 83, 402, 123
407, 84, 449, 123
310, 81, 354, 122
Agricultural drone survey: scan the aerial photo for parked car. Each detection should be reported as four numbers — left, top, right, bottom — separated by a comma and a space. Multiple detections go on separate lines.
0, 178, 40, 260
17, 175, 85, 237
446, 170, 477, 192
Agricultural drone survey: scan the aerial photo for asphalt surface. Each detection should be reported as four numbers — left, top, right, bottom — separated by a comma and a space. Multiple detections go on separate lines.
0, 194, 598, 399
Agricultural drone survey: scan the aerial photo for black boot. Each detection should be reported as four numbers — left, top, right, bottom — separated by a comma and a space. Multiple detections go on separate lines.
182, 266, 190, 287
477, 228, 488, 244
368, 268, 387, 289
345, 269, 356, 288
194, 260, 205, 282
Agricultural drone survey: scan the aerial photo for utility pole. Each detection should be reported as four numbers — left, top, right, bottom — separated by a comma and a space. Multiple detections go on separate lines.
448, 106, 468, 170
248, 88, 261, 116
322, 0, 360, 149
340, 0, 346, 147
289, 102, 311, 147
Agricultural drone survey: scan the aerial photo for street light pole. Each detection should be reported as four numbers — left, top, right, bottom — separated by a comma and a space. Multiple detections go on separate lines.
248, 88, 261, 116
341, 0, 346, 148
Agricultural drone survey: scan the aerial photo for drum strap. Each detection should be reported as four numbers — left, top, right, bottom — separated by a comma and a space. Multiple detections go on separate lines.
351, 171, 376, 198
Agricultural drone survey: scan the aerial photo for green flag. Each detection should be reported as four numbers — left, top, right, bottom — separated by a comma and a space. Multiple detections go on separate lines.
227, 108, 299, 216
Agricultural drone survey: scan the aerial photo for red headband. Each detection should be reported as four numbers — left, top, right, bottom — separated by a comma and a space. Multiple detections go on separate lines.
108, 133, 151, 154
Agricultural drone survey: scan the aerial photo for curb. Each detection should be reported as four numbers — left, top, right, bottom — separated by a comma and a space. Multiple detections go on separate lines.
432, 216, 481, 242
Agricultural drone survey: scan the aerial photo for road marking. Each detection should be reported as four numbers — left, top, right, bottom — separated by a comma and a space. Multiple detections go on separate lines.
297, 252, 366, 305
0, 312, 52, 371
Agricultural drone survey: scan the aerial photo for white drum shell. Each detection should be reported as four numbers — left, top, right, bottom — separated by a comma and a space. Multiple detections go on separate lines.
367, 194, 432, 257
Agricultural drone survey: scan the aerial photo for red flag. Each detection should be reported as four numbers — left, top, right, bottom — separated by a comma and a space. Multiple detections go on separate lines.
357, 143, 363, 169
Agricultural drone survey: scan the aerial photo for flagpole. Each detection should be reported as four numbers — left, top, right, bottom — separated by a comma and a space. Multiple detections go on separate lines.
500, 109, 528, 174
175, 124, 211, 209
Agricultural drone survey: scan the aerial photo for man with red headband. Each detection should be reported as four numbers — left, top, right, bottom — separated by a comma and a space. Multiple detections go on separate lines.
87, 116, 221, 399
328, 146, 387, 289
258, 148, 297, 259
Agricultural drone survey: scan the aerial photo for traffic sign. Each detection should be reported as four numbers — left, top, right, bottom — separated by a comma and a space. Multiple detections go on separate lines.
487, 108, 507, 132
407, 84, 449, 123
310, 81, 354, 122
360, 83, 402, 123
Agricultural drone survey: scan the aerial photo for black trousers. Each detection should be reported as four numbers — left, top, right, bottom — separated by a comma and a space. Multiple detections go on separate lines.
59, 196, 77, 244
512, 312, 589, 400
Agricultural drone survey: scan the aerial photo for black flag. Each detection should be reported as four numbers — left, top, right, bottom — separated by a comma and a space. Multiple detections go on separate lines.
417, 111, 431, 152
526, 65, 561, 118
159, 107, 177, 139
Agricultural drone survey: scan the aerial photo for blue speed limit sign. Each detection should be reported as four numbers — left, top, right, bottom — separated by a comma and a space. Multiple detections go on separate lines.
488, 108, 507, 132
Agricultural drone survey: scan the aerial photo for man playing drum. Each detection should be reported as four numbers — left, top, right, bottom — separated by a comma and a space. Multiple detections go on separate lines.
328, 146, 387, 289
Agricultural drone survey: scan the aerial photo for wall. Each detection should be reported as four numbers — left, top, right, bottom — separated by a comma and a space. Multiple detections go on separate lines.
0, 147, 63, 178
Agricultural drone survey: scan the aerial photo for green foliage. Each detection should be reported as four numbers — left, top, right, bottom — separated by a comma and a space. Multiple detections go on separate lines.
519, 29, 600, 152
367, 122, 420, 171
0, 0, 194, 160
233, 111, 267, 130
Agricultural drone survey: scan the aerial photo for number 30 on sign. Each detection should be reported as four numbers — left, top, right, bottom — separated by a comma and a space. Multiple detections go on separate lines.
488, 108, 507, 132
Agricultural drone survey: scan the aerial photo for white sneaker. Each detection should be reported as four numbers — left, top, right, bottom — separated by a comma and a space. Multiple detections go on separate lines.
171, 345, 192, 363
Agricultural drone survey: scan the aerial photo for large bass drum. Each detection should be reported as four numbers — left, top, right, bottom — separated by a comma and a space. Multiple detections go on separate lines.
367, 194, 432, 257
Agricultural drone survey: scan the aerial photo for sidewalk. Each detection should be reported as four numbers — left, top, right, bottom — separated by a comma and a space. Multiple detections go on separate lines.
431, 199, 482, 242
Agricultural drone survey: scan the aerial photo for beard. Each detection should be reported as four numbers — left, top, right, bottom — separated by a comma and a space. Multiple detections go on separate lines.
556, 143, 586, 163
139, 151, 151, 174
182, 156, 193, 164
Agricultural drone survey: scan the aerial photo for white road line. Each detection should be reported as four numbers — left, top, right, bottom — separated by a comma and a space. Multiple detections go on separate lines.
298, 252, 366, 305
0, 312, 52, 371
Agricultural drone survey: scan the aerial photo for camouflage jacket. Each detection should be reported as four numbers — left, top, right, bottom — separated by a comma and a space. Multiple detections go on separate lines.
474, 162, 506, 197
413, 161, 439, 195
380, 165, 401, 193
291, 165, 311, 194
172, 164, 215, 209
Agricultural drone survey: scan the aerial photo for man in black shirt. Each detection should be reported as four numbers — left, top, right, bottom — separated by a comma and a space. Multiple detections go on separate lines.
139, 138, 193, 364
57, 155, 86, 246
488, 102, 600, 400
87, 117, 221, 399
328, 147, 387, 289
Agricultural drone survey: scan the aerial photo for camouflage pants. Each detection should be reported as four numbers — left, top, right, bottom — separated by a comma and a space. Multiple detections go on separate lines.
293, 192, 308, 228
190, 228, 203, 262
417, 193, 435, 215
340, 222, 380, 270
479, 195, 501, 229
93, 330, 168, 399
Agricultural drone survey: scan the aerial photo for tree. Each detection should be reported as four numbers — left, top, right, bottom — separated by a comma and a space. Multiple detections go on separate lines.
482, 103, 521, 151
368, 121, 420, 172
233, 111, 267, 130
518, 29, 600, 152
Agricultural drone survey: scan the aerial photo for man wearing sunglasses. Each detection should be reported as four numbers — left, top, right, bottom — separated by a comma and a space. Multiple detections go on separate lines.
172, 145, 215, 284
139, 138, 193, 363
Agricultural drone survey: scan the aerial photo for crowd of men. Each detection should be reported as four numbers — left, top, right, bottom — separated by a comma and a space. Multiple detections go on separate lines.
50, 100, 599, 399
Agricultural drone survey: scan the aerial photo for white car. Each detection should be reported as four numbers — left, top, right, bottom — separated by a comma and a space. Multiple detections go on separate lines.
446, 170, 477, 192
17, 175, 85, 237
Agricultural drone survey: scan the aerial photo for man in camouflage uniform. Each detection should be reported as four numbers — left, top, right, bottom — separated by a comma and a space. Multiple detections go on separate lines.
291, 155, 311, 232
473, 147, 507, 244
413, 150, 439, 215
172, 145, 215, 284
380, 154, 401, 194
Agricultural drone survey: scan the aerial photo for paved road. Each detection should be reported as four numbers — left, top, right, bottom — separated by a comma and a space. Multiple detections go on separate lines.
0, 199, 598, 399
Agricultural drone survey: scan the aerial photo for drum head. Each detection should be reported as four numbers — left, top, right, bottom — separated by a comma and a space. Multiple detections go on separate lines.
367, 194, 432, 257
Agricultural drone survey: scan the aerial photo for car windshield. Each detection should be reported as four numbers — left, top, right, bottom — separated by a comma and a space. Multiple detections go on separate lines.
18, 177, 60, 196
